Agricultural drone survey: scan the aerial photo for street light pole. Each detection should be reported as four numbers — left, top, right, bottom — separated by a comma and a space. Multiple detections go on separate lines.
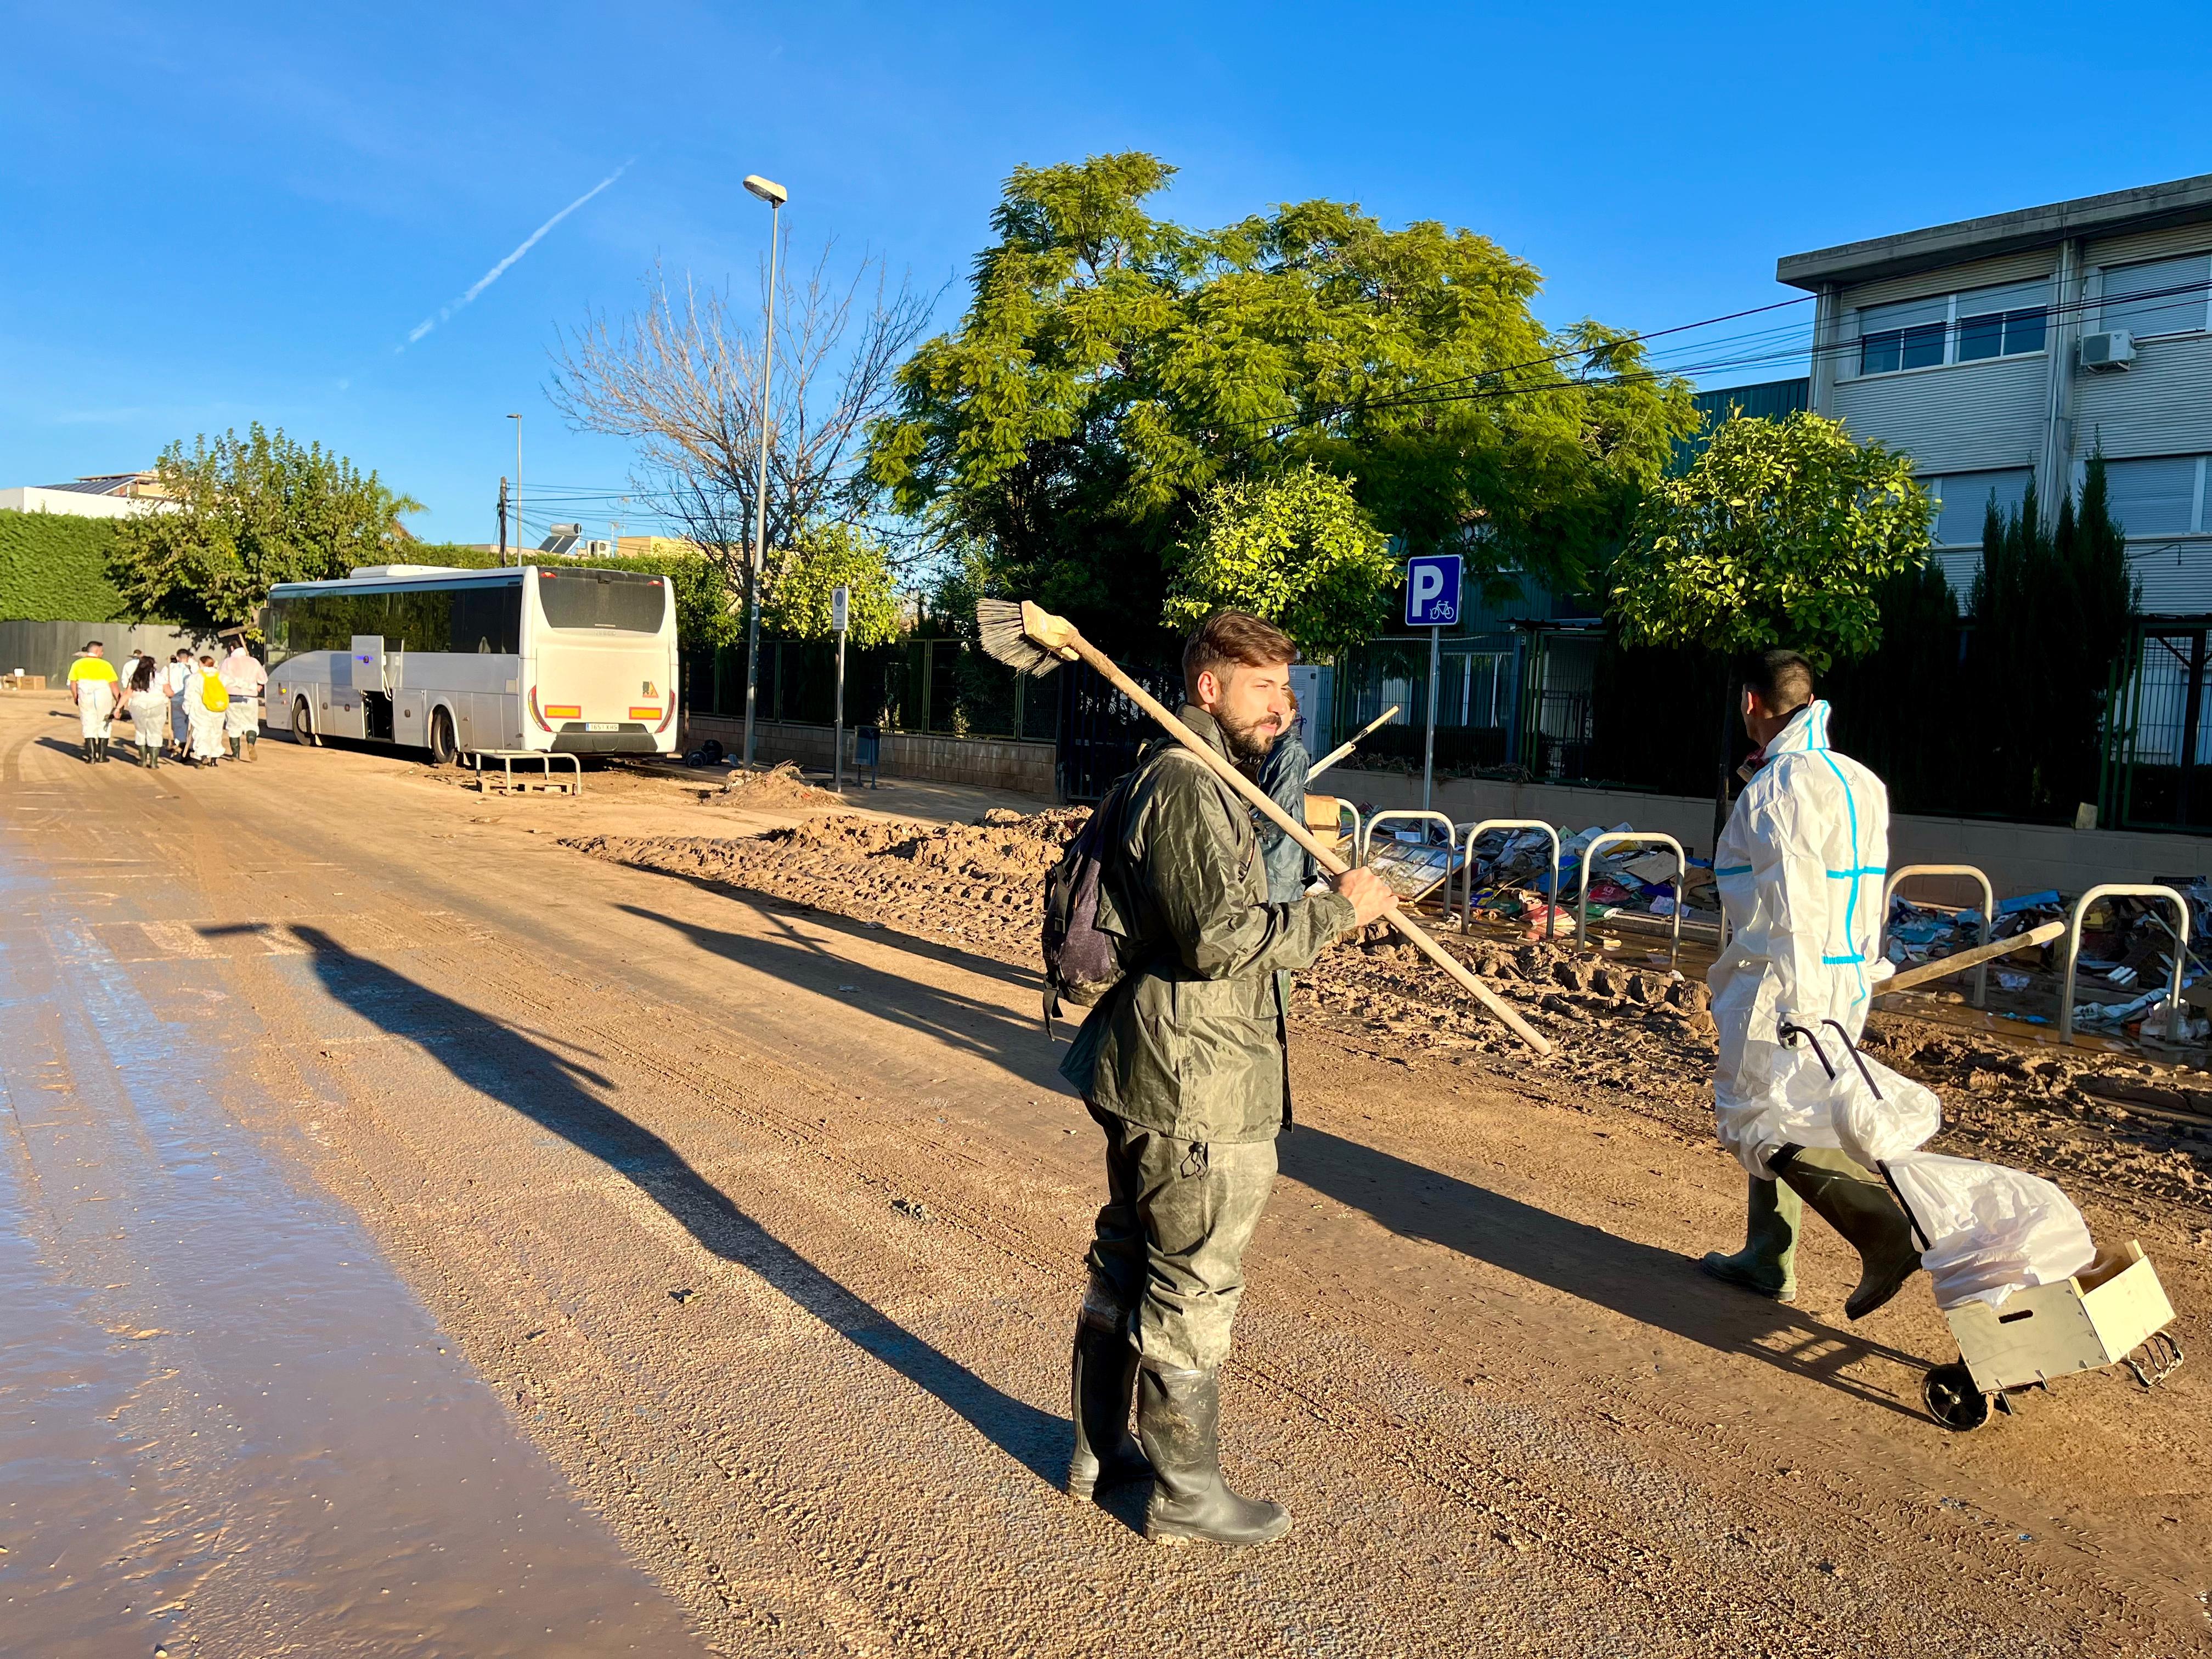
739, 173, 787, 774
506, 414, 522, 566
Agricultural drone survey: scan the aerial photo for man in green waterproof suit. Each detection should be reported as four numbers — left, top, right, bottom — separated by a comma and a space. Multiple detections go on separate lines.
1058, 611, 1390, 1546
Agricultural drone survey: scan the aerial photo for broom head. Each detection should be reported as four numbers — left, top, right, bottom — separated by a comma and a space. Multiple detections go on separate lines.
975, 599, 1080, 677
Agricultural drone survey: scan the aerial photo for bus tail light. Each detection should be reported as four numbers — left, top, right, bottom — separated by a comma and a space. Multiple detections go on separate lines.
528, 686, 554, 732
656, 700, 678, 733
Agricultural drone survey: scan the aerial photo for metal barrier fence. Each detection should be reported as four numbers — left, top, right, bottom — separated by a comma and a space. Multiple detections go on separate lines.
1457, 819, 1562, 940
1882, 865, 1995, 1008
1576, 831, 1685, 970
2059, 884, 2190, 1045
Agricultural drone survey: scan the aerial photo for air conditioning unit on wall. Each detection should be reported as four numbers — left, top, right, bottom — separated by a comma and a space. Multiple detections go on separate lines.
2081, 329, 2137, 371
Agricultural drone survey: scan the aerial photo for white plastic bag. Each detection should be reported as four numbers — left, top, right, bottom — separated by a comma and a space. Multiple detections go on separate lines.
1884, 1153, 2095, 1311
1717, 1019, 1940, 1179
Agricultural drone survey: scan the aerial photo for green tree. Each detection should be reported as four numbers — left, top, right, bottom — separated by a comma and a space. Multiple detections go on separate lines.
1965, 454, 2137, 818
870, 153, 1699, 658
1162, 466, 1394, 660
109, 425, 423, 634
760, 523, 902, 647
1611, 411, 1932, 664
1610, 410, 1932, 843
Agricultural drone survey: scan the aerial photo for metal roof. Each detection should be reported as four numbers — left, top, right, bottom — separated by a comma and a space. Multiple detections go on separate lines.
1778, 172, 2212, 291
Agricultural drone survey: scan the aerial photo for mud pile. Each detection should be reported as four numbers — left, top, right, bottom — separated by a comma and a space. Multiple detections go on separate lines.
566, 809, 2212, 1221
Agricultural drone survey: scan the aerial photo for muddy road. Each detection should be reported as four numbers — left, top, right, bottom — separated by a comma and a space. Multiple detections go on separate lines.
3, 691, 2208, 1656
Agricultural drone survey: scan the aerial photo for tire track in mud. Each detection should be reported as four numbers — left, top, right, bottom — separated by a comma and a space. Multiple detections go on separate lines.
42, 735, 2193, 1653
234, 901, 2160, 1651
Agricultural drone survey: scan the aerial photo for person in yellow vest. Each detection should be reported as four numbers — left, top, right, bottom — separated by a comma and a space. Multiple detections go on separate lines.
184, 653, 229, 767
217, 633, 267, 761
67, 642, 119, 763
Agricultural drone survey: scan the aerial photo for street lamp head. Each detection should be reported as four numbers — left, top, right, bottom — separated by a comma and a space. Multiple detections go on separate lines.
742, 174, 788, 207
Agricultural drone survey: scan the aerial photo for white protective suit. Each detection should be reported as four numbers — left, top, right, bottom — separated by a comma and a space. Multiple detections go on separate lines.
1709, 700, 1894, 1177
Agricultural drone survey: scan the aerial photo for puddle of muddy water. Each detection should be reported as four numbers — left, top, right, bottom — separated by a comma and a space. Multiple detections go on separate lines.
0, 859, 706, 1655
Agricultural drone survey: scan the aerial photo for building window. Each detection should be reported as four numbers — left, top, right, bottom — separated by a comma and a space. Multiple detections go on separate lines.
2102, 455, 2211, 537
2099, 253, 2212, 340
1924, 468, 2033, 546
1860, 321, 1945, 375
1852, 279, 2050, 376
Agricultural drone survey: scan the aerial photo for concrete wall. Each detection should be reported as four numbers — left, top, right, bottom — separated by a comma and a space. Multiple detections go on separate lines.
684, 714, 1057, 797
1324, 770, 2212, 898
0, 488, 163, 520
0, 619, 201, 685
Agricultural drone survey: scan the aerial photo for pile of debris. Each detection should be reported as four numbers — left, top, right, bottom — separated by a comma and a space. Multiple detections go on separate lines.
1885, 877, 2212, 1043
563, 807, 2212, 1220
1455, 821, 1715, 935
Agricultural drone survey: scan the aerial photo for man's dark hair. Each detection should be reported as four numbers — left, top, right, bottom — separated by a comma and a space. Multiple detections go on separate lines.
83, 640, 103, 652
1183, 611, 1296, 696
1740, 648, 1814, 715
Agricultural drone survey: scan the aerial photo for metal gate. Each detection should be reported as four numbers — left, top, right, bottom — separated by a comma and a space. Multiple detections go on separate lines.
2102, 617, 2212, 833
1054, 659, 1182, 802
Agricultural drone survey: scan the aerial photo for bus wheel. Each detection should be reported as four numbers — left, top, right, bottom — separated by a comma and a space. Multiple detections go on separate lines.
430, 707, 459, 767
294, 698, 320, 747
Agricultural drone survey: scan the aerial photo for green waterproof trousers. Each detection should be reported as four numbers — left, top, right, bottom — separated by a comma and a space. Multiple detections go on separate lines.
1083, 1101, 1278, 1374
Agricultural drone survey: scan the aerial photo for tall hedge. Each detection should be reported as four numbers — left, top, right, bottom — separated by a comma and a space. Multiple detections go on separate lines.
0, 510, 131, 622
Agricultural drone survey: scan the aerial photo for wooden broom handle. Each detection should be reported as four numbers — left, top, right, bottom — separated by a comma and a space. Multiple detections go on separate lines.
1059, 630, 1554, 1055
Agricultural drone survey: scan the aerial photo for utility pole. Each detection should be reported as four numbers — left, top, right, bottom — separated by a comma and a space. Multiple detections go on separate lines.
739, 173, 788, 774
507, 413, 523, 562
498, 477, 510, 566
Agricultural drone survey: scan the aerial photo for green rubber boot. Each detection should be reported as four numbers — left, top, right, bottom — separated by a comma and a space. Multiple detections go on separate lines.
1775, 1147, 1922, 1321
1699, 1176, 1801, 1302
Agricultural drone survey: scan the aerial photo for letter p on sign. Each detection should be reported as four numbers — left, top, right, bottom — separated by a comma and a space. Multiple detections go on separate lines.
1404, 555, 1463, 628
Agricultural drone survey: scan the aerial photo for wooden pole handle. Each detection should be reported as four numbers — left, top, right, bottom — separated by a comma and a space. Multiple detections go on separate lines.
1062, 631, 1554, 1055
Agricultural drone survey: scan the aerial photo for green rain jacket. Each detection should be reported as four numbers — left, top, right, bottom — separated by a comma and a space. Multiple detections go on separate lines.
1060, 706, 1357, 1143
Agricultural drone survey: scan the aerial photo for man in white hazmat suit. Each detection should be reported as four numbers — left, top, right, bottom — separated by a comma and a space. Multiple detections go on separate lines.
1697, 651, 1922, 1322
217, 633, 267, 761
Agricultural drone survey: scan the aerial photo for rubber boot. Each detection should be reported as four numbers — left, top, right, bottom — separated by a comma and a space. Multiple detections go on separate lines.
1066, 1312, 1150, 1501
1137, 1367, 1290, 1546
1775, 1147, 1922, 1321
245, 735, 257, 762
1698, 1176, 1801, 1301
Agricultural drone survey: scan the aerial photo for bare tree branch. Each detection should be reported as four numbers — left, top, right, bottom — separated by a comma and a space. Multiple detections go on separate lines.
549, 247, 935, 613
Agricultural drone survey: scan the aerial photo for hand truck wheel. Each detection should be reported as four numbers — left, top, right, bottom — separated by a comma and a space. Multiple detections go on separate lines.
1922, 1361, 1990, 1431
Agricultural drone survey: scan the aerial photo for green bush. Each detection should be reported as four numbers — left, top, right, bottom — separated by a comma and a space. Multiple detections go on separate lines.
0, 511, 133, 622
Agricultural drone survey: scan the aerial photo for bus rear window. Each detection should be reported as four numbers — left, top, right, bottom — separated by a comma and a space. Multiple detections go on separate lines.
538, 570, 667, 633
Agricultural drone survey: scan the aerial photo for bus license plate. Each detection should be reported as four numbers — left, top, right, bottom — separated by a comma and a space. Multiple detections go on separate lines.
586, 722, 619, 732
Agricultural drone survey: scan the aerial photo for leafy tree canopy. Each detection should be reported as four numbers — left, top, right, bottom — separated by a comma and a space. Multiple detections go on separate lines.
109, 424, 422, 634
1163, 466, 1395, 662
760, 522, 902, 647
1610, 411, 1931, 667
870, 153, 1700, 657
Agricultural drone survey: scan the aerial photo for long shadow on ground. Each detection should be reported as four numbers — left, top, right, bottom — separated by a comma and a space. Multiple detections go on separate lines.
284, 923, 1075, 1489
1279, 1126, 1932, 1417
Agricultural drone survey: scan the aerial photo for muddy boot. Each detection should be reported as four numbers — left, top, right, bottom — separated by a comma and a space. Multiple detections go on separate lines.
1137, 1366, 1290, 1546
1775, 1147, 1921, 1321
1698, 1175, 1801, 1301
1066, 1312, 1150, 1501
245, 735, 257, 762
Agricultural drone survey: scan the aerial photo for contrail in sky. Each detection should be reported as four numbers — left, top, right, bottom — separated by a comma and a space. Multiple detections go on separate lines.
405, 160, 634, 347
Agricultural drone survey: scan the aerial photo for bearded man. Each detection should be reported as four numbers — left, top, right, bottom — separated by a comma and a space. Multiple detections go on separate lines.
1058, 611, 1390, 1545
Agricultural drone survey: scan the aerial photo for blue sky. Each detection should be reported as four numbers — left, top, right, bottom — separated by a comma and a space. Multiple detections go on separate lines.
7, 1, 2212, 545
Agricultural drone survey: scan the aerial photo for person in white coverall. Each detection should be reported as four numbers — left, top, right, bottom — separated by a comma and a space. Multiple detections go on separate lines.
1697, 650, 1922, 1322
217, 635, 267, 761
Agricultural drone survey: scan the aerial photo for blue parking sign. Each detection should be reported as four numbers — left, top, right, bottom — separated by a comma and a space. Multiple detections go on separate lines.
1404, 554, 1463, 627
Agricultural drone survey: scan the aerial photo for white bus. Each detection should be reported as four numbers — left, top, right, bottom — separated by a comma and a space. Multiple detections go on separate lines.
262, 563, 681, 761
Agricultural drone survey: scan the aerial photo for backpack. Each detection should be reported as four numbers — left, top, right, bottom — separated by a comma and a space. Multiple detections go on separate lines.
1040, 771, 1138, 1037
201, 675, 230, 713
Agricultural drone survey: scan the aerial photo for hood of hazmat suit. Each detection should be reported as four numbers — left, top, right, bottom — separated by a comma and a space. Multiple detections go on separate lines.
1708, 701, 1895, 1177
